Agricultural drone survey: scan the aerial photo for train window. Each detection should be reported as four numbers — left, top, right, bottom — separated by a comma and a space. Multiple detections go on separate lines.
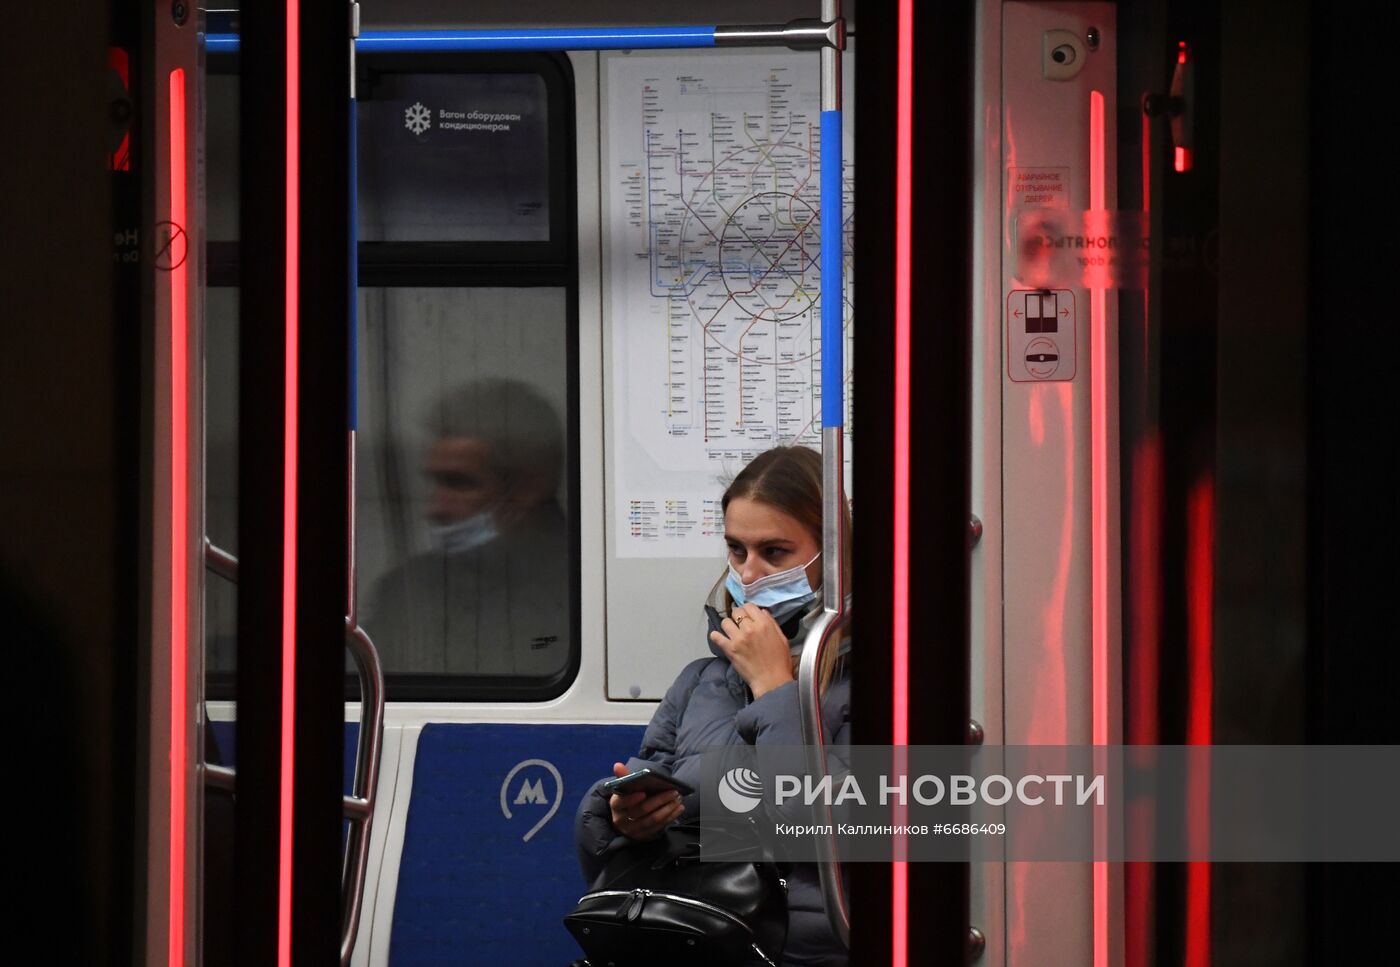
356, 286, 577, 696
204, 287, 238, 678
204, 58, 238, 702
202, 51, 580, 702
206, 70, 239, 244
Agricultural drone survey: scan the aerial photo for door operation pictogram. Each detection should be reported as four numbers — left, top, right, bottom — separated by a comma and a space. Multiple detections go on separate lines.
1007, 288, 1076, 381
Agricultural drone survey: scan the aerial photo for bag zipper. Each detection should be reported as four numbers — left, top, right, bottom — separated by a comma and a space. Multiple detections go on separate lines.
575, 889, 780, 966
577, 888, 755, 934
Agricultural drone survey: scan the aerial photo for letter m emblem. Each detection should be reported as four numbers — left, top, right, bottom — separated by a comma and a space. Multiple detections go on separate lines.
514, 777, 547, 805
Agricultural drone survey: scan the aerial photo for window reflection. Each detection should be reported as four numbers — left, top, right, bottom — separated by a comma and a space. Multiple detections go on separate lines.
357, 288, 573, 682
204, 287, 238, 678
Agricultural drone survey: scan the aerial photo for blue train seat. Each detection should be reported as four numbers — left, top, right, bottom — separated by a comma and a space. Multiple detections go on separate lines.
389, 723, 646, 967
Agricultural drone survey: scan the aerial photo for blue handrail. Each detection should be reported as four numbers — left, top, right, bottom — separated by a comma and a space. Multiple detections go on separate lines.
206, 26, 717, 55
819, 109, 844, 429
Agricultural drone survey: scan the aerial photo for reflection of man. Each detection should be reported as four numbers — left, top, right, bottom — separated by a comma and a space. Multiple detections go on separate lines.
364, 379, 569, 678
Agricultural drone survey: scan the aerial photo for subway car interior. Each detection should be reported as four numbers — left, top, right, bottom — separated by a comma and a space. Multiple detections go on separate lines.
4, 1, 1396, 965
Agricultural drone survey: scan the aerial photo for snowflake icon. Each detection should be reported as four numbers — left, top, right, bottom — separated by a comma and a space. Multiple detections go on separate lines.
404, 102, 431, 135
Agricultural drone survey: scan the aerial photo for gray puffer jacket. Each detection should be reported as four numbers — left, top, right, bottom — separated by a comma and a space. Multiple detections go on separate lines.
573, 605, 851, 967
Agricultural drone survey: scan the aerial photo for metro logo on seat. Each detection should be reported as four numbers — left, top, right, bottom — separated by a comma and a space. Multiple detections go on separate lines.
500, 758, 564, 842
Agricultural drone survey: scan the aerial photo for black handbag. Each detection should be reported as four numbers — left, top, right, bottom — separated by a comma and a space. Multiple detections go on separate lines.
564, 817, 788, 967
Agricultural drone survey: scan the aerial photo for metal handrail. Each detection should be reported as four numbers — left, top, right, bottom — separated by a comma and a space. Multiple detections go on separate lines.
340, 620, 384, 967
204, 538, 238, 582
797, 432, 853, 950
201, 540, 385, 966
793, 0, 852, 951
202, 762, 236, 793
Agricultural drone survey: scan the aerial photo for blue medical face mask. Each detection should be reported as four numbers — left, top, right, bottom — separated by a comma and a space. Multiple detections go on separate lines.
429, 509, 500, 555
726, 551, 821, 624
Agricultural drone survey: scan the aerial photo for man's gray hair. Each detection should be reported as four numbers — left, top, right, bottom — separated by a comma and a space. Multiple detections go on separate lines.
425, 378, 564, 498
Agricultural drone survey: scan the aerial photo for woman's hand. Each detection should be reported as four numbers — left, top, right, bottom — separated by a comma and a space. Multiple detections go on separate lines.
708, 602, 795, 700
607, 762, 685, 841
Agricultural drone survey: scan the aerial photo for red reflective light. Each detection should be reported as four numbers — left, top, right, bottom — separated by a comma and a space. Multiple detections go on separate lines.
1174, 146, 1193, 173
893, 0, 913, 756
167, 65, 188, 967
279, 5, 300, 966
892, 0, 914, 963
109, 49, 131, 170
1185, 477, 1214, 967
1089, 88, 1110, 967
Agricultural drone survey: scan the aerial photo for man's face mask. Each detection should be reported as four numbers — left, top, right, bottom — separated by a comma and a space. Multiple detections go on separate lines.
726, 551, 821, 624
429, 510, 500, 555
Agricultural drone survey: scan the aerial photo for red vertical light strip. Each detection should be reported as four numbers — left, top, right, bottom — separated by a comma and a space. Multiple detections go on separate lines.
891, 1, 914, 964
279, 5, 300, 967
1141, 112, 1152, 222
1088, 88, 1110, 967
1126, 435, 1162, 967
1173, 44, 1193, 173
892, 0, 914, 748
1185, 479, 1213, 740
1088, 92, 1108, 744
1185, 478, 1214, 967
167, 66, 189, 967
1126, 110, 1159, 967
110, 49, 131, 170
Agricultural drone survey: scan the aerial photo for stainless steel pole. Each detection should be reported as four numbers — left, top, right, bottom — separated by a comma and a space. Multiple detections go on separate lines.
797, 0, 852, 950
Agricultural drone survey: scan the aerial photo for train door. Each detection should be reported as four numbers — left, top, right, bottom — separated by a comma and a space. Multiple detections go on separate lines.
969, 4, 1123, 963
967, 1, 1343, 965
195, 7, 858, 967
198, 38, 619, 967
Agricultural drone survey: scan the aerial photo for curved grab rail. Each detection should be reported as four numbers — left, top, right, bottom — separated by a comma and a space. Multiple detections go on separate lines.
204, 539, 238, 583
796, 603, 853, 949
201, 540, 385, 966
202, 762, 236, 793
340, 620, 384, 967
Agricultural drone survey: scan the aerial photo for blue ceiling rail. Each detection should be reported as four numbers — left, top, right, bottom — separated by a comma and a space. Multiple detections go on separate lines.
205, 26, 717, 54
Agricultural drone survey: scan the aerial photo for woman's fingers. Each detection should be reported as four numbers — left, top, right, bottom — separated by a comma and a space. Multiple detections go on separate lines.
716, 608, 768, 647
627, 799, 686, 839
608, 790, 646, 811
631, 790, 682, 820
614, 791, 685, 838
727, 604, 778, 636
738, 602, 777, 629
608, 789, 648, 828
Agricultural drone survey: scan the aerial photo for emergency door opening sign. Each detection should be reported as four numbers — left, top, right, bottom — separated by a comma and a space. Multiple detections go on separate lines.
1007, 289, 1076, 382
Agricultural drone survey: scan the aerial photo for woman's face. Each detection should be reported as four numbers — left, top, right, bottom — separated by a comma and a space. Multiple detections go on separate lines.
724, 496, 822, 588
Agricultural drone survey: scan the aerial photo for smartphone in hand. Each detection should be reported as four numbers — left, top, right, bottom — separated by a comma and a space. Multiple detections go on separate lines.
600, 768, 695, 798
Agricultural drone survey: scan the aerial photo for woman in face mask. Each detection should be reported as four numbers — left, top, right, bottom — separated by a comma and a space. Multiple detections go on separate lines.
573, 445, 852, 967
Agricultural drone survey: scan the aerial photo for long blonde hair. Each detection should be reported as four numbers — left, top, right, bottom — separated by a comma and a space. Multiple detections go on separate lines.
721, 446, 851, 695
